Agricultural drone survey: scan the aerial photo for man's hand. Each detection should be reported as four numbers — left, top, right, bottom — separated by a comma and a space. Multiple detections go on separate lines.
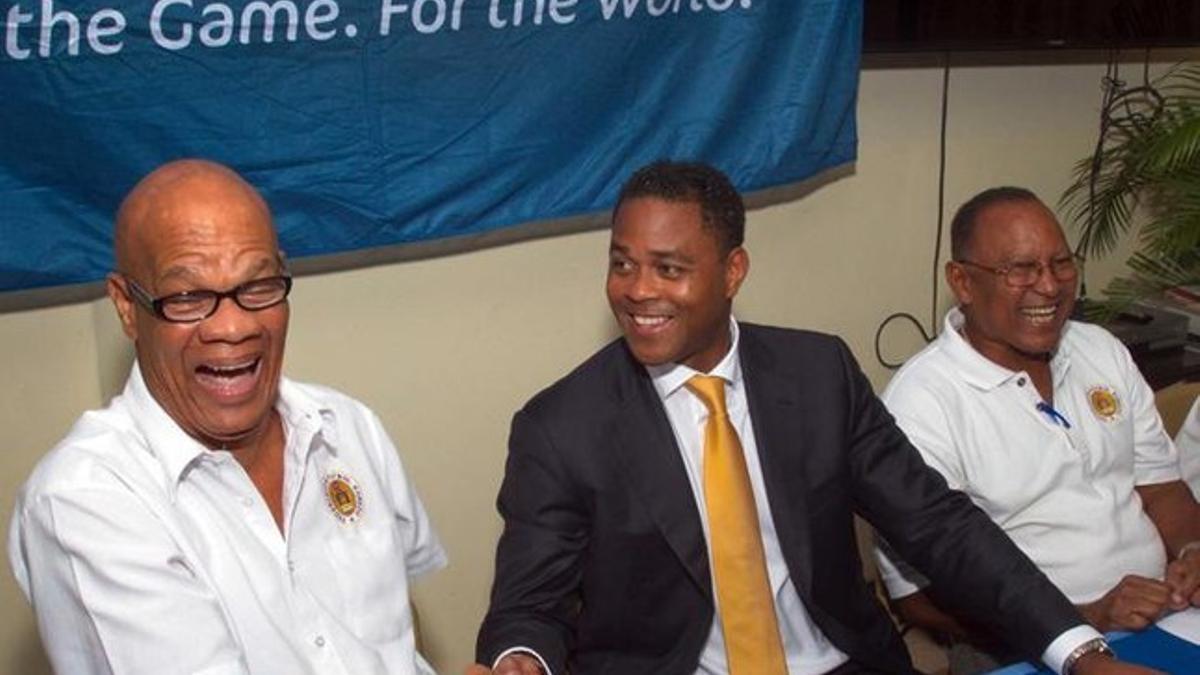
469, 654, 544, 675
1070, 651, 1164, 675
890, 590, 972, 643
1077, 575, 1173, 632
1164, 548, 1200, 609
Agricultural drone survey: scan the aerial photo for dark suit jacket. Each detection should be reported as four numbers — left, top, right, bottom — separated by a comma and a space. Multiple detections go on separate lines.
477, 323, 1082, 674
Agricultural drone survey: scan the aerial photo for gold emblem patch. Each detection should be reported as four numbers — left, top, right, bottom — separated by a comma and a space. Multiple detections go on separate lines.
324, 472, 363, 523
1087, 386, 1120, 421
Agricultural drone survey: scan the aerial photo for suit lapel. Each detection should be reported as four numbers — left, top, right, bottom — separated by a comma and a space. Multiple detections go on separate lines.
609, 347, 711, 597
740, 327, 816, 597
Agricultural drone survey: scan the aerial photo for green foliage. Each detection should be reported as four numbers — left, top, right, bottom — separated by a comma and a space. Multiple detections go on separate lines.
1061, 63, 1200, 318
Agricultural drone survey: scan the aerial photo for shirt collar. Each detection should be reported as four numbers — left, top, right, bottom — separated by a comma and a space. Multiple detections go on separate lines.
124, 361, 335, 496
646, 316, 742, 400
940, 306, 1074, 391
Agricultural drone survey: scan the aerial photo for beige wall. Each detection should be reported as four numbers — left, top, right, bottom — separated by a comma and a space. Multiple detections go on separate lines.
1, 52, 1189, 674
0, 304, 104, 675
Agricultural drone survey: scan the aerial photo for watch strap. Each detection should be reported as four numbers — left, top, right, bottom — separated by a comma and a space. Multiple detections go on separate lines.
1062, 637, 1114, 675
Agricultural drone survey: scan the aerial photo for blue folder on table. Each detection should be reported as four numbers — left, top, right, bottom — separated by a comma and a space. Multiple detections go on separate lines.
1115, 627, 1200, 673
991, 627, 1200, 674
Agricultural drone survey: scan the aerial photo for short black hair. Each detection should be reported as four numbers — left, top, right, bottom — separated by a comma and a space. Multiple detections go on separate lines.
615, 160, 745, 253
950, 186, 1042, 261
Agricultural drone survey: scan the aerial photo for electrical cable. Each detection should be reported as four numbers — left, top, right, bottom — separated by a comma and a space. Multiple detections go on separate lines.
932, 54, 950, 334
873, 53, 949, 369
1078, 51, 1121, 299
874, 312, 932, 370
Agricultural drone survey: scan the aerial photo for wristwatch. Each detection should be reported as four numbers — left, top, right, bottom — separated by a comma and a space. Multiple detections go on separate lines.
1062, 637, 1115, 674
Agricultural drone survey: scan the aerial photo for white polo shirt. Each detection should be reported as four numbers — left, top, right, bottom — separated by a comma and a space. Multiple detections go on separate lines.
1179, 397, 1200, 499
875, 308, 1178, 605
8, 363, 446, 675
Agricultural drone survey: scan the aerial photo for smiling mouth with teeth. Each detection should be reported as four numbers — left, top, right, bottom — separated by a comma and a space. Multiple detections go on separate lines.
192, 358, 265, 399
631, 314, 670, 327
1020, 305, 1059, 325
196, 359, 261, 378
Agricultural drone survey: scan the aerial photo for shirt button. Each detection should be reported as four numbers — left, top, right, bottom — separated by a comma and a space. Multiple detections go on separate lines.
241, 497, 254, 508
287, 560, 295, 572
314, 636, 325, 648
1017, 377, 1026, 386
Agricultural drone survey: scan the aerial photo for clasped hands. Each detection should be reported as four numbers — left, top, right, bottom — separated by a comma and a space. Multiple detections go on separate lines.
1079, 548, 1200, 633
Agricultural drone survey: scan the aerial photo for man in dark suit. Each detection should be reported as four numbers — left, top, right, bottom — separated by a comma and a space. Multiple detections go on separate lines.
474, 161, 1151, 675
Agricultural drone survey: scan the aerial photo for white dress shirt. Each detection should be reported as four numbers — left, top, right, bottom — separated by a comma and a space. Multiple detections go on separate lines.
8, 363, 446, 675
875, 308, 1179, 672
645, 319, 849, 675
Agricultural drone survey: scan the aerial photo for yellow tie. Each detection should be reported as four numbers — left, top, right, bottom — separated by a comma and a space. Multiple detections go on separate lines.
687, 375, 788, 675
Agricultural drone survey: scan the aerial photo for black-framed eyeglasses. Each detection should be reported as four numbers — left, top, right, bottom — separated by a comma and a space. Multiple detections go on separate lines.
956, 254, 1079, 288
123, 275, 293, 323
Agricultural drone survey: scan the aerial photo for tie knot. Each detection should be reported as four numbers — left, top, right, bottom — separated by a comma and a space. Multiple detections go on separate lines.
687, 375, 729, 417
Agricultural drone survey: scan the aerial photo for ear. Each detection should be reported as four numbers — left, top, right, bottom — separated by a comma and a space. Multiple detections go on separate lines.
945, 260, 973, 307
724, 247, 749, 300
106, 273, 139, 341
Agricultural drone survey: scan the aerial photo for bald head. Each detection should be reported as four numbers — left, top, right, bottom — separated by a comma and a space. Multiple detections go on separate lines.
114, 159, 276, 277
105, 159, 291, 451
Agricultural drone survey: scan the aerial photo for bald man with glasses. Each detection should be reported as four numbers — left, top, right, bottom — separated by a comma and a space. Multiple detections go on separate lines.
873, 187, 1200, 674
8, 159, 446, 675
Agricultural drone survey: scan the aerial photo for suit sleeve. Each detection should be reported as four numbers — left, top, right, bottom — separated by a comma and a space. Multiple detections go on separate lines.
475, 407, 589, 672
832, 338, 1084, 660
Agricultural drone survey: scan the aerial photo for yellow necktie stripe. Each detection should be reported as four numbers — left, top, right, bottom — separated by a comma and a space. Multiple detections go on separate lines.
687, 375, 788, 675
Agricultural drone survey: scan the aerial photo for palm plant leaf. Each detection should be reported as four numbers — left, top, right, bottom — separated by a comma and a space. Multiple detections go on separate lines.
1062, 62, 1200, 317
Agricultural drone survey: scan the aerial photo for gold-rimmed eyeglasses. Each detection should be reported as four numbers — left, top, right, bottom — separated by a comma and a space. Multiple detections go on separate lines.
956, 254, 1079, 288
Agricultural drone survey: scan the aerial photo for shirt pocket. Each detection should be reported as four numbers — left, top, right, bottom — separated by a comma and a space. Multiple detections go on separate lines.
319, 497, 413, 642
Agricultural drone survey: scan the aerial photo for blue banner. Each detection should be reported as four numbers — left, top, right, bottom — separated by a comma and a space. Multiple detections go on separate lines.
0, 0, 860, 291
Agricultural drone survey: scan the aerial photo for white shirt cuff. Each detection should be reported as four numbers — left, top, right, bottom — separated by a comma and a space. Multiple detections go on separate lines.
493, 646, 553, 675
1041, 625, 1105, 675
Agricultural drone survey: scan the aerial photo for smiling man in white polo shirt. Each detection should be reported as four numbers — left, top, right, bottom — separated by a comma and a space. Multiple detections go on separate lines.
874, 187, 1200, 673
7, 159, 445, 675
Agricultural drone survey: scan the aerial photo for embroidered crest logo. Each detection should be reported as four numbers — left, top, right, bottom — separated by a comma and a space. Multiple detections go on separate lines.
1087, 386, 1120, 421
324, 472, 363, 523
